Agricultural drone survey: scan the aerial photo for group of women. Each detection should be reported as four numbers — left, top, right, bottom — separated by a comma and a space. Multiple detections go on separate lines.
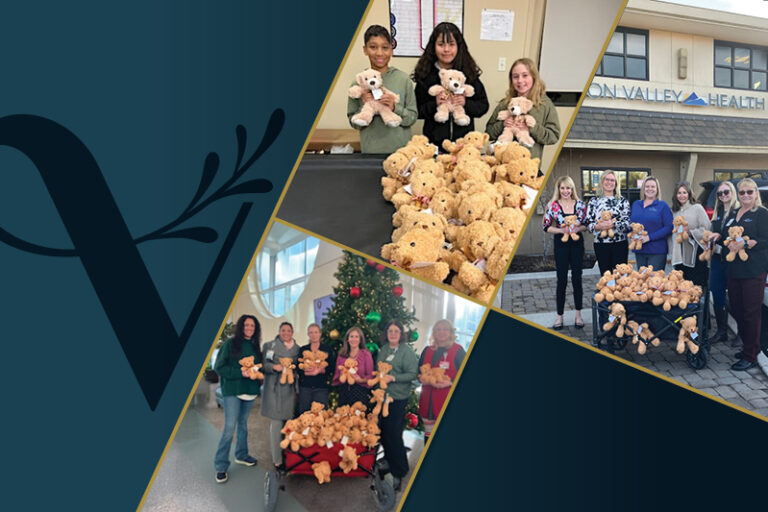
350, 22, 560, 161
543, 171, 767, 371
213, 316, 465, 491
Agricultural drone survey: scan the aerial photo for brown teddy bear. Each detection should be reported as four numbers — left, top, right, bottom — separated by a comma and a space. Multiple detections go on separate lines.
298, 350, 328, 373
278, 357, 295, 384
428, 68, 476, 125
598, 211, 615, 238
495, 96, 536, 147
452, 158, 493, 192
381, 152, 412, 201
337, 358, 358, 385
370, 389, 393, 417
724, 226, 750, 262
390, 169, 444, 210
429, 187, 459, 221
561, 215, 581, 242
698, 230, 713, 261
382, 229, 451, 283
602, 303, 628, 337
338, 445, 360, 474
489, 141, 531, 165
442, 131, 490, 153
348, 69, 401, 127
490, 207, 527, 244
497, 157, 543, 189
367, 361, 393, 389
389, 209, 448, 243
495, 181, 528, 209
594, 271, 618, 303
627, 320, 658, 355
672, 216, 689, 243
676, 316, 700, 354
628, 223, 647, 251
312, 461, 332, 484
238, 355, 265, 380
404, 134, 438, 159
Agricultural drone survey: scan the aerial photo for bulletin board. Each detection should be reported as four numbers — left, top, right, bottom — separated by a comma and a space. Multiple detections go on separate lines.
389, 0, 464, 57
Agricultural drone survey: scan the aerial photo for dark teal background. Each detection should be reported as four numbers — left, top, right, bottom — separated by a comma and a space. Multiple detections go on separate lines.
404, 310, 768, 510
0, 1, 367, 509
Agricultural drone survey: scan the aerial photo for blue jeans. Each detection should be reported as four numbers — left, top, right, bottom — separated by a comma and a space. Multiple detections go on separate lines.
634, 252, 667, 272
214, 395, 255, 472
710, 256, 727, 308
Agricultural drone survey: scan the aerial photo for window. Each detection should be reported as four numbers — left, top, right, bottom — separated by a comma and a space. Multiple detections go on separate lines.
714, 41, 768, 91
596, 27, 648, 80
581, 167, 650, 204
442, 293, 485, 350
714, 170, 768, 181
254, 236, 319, 317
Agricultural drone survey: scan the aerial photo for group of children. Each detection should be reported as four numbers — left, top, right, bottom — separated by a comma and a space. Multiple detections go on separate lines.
347, 23, 560, 161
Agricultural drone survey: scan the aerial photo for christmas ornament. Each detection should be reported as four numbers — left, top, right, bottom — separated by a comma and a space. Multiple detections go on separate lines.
410, 330, 419, 341
405, 412, 419, 429
366, 311, 381, 323
366, 342, 379, 354
366, 259, 376, 267
330, 329, 339, 340
350, 286, 361, 299
392, 285, 403, 297
375, 263, 385, 272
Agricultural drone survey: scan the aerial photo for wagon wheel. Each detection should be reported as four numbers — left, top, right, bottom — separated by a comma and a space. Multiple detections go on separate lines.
686, 346, 709, 370
371, 472, 396, 511
264, 469, 280, 512
606, 333, 629, 352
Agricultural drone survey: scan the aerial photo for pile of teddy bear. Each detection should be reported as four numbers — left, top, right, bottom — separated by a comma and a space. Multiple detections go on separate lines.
281, 401, 382, 484
595, 263, 703, 355
378, 132, 542, 303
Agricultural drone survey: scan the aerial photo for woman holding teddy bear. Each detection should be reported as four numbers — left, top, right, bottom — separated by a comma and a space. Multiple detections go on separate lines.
413, 22, 489, 147
585, 170, 631, 275
669, 182, 711, 288
485, 57, 561, 162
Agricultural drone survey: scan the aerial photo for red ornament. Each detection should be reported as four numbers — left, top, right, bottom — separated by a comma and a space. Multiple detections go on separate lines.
350, 286, 361, 299
392, 285, 403, 297
366, 259, 376, 267
406, 412, 418, 428
375, 263, 386, 272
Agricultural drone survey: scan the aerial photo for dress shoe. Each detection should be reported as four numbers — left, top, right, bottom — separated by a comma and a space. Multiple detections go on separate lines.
734, 351, 743, 360
731, 359, 757, 371
552, 322, 564, 331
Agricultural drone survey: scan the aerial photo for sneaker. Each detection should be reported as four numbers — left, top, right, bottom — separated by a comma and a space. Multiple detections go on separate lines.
215, 472, 228, 483
235, 455, 258, 467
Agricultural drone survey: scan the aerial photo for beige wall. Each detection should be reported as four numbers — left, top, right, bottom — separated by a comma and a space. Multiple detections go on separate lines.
515, 148, 768, 256
318, 0, 545, 134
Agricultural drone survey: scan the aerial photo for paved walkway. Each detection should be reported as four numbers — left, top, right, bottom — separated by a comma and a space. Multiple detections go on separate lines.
500, 270, 768, 419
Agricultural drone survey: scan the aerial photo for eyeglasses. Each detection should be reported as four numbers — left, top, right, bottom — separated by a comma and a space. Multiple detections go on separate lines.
716, 190, 730, 197
738, 189, 755, 196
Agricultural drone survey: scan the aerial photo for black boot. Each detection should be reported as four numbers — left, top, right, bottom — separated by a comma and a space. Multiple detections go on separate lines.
711, 307, 729, 344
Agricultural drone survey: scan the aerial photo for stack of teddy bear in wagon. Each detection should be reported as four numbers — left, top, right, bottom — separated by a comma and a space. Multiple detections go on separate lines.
379, 132, 542, 303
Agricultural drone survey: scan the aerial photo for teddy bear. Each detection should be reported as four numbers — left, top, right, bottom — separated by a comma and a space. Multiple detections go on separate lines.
672, 216, 689, 243
495, 181, 528, 209
389, 209, 447, 243
652, 278, 678, 311
442, 131, 490, 154
348, 68, 402, 127
367, 361, 393, 389
675, 280, 698, 309
429, 187, 459, 221
489, 141, 531, 165
724, 226, 750, 262
447, 220, 500, 271
411, 157, 445, 179
404, 134, 438, 159
452, 189, 498, 227
676, 316, 700, 355
381, 151, 414, 201
390, 169, 443, 210
452, 158, 493, 192
598, 211, 615, 238
238, 355, 264, 380
561, 215, 581, 242
428, 68, 475, 125
602, 303, 628, 337
298, 350, 328, 373
459, 180, 503, 208
628, 223, 647, 251
698, 230, 713, 261
370, 389, 393, 417
497, 157, 542, 189
490, 207, 527, 244
339, 445, 360, 474
381, 229, 451, 283
495, 96, 536, 147
594, 271, 618, 303
278, 357, 295, 384
337, 358, 358, 385
627, 320, 658, 355
312, 461, 332, 484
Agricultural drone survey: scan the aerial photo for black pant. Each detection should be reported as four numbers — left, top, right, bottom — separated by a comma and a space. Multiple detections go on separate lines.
594, 240, 628, 275
554, 237, 584, 315
728, 274, 766, 363
673, 249, 709, 288
380, 398, 409, 478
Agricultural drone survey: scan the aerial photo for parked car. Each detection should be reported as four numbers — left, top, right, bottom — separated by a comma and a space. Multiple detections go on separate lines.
696, 171, 768, 219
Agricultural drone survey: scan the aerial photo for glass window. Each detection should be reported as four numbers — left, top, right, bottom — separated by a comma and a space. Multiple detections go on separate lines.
596, 27, 648, 81
443, 294, 485, 350
581, 168, 649, 203
714, 40, 768, 91
254, 236, 319, 317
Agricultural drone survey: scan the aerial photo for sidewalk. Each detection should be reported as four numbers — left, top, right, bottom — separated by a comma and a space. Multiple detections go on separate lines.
500, 270, 768, 419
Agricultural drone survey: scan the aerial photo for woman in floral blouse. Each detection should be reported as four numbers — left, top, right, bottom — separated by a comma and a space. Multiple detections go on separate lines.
543, 176, 588, 330
586, 170, 631, 275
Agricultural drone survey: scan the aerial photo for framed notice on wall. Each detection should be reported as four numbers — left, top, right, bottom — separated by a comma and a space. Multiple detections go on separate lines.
390, 0, 464, 57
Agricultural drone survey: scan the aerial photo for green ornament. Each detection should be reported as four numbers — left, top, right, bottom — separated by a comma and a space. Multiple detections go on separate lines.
410, 330, 419, 341
366, 342, 379, 354
366, 311, 381, 323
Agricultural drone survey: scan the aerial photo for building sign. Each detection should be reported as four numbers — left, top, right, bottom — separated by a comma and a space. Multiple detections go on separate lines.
587, 81, 766, 111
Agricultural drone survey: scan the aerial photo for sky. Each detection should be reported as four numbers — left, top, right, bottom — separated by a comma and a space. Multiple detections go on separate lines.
661, 0, 768, 18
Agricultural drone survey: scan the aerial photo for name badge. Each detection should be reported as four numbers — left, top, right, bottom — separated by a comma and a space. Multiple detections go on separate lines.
266, 350, 274, 361
726, 218, 735, 226
386, 354, 395, 362
439, 361, 450, 370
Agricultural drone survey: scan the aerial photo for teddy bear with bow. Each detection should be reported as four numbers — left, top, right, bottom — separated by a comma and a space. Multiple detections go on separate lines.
348, 68, 401, 127
495, 96, 536, 147
428, 69, 475, 125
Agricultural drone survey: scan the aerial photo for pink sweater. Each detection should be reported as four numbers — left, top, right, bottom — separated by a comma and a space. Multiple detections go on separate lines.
332, 350, 374, 387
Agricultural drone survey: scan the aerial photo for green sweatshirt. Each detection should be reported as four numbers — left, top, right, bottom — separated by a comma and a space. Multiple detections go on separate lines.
376, 342, 418, 400
347, 66, 418, 154
214, 338, 262, 397
485, 94, 561, 161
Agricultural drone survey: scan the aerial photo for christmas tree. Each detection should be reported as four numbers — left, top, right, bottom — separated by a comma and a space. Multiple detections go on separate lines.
321, 251, 421, 429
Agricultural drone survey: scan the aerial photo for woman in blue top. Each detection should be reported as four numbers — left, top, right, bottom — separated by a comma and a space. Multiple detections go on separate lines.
630, 176, 673, 271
